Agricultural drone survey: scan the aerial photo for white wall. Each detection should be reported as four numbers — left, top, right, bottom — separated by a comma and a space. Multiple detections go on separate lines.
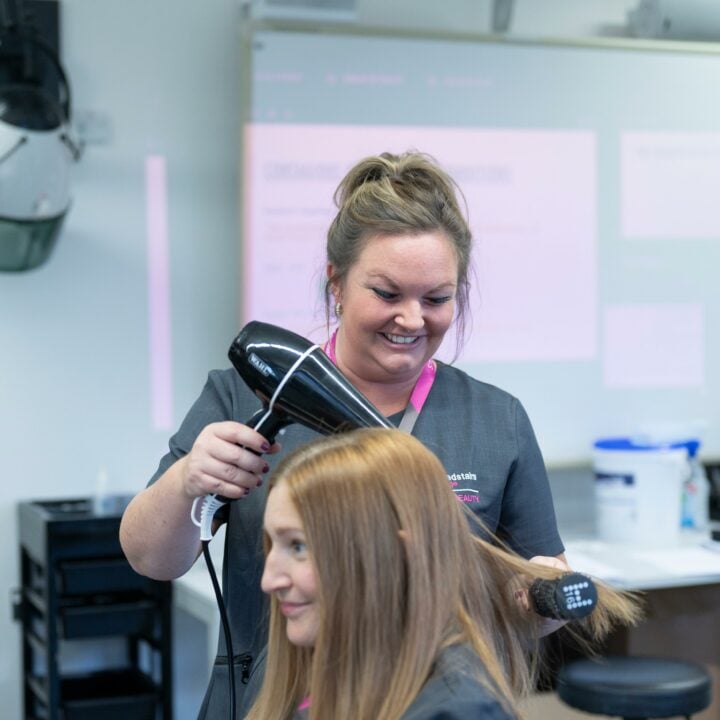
359, 0, 634, 36
2, 1, 243, 717
0, 1, 643, 718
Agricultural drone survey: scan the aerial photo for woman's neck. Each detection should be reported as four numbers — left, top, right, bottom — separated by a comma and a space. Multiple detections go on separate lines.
326, 328, 423, 416
338, 365, 419, 417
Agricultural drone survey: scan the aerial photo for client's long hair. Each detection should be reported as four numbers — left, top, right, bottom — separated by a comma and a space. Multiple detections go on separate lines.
246, 428, 640, 720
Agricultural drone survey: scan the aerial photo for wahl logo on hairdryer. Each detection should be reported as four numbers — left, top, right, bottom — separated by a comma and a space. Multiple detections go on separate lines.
248, 352, 273, 377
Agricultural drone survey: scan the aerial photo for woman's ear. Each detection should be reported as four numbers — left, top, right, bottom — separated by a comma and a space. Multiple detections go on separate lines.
327, 264, 341, 304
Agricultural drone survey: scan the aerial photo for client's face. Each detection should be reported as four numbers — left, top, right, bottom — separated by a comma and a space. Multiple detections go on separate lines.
262, 482, 319, 647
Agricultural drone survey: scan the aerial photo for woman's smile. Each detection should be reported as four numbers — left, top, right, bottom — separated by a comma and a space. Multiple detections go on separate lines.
279, 601, 312, 618
381, 332, 423, 346
331, 230, 458, 389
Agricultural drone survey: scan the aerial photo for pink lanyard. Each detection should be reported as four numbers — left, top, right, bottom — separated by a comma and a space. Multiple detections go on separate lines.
324, 329, 436, 432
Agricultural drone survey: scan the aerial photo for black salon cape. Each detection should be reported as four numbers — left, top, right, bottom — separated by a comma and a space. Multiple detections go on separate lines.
290, 645, 516, 720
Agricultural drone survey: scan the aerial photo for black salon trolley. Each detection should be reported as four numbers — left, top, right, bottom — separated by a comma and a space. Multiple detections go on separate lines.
14, 496, 172, 720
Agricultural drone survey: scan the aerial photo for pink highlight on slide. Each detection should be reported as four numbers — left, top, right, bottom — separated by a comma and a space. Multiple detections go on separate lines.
145, 155, 174, 430
243, 123, 597, 362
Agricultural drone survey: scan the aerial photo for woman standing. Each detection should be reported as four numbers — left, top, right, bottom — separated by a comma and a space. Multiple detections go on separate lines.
120, 151, 566, 718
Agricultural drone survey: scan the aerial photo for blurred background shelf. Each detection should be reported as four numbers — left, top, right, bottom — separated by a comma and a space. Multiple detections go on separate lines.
15, 496, 172, 720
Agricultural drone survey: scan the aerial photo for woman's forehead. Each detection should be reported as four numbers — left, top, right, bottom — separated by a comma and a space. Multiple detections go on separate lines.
264, 482, 303, 534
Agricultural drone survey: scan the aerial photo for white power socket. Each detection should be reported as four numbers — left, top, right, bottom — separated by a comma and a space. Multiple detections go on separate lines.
75, 110, 114, 146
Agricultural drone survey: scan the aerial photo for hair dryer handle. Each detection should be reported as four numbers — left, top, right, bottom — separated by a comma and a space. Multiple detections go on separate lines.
213, 408, 292, 505
245, 407, 291, 444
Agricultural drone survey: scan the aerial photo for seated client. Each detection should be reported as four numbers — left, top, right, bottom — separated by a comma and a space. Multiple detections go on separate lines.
247, 428, 639, 720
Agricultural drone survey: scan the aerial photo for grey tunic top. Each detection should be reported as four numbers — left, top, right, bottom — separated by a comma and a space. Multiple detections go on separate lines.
148, 361, 563, 719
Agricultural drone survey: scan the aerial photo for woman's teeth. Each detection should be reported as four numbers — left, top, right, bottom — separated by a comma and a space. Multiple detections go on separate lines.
384, 333, 417, 344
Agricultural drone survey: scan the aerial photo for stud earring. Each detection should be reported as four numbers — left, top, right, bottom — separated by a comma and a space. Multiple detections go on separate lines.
335, 302, 343, 318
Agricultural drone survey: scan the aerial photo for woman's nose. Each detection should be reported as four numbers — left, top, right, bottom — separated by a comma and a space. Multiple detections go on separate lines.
261, 551, 290, 594
395, 300, 424, 330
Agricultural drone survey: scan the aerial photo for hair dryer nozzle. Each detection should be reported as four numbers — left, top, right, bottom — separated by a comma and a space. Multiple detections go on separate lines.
229, 321, 392, 436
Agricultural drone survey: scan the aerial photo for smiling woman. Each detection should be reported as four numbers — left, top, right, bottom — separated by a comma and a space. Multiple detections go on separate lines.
327, 230, 457, 416
248, 428, 640, 720
262, 483, 319, 648
120, 150, 569, 720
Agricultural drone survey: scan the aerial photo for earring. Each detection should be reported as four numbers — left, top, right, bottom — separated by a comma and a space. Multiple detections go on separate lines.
335, 302, 343, 318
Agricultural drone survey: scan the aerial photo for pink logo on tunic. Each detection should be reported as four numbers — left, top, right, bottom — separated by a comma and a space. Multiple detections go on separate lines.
447, 472, 480, 504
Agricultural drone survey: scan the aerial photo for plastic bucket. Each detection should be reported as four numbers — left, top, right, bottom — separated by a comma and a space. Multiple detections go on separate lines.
593, 438, 689, 546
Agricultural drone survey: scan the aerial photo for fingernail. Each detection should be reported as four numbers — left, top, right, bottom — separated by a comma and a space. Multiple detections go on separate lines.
256, 478, 263, 487
261, 442, 271, 452
262, 463, 270, 474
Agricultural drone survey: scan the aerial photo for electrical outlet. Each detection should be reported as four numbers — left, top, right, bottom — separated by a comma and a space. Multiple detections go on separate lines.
75, 110, 114, 146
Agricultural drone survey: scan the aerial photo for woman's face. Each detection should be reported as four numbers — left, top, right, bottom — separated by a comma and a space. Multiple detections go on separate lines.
331, 231, 458, 386
262, 482, 319, 648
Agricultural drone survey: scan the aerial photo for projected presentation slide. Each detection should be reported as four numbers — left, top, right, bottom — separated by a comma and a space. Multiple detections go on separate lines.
241, 29, 720, 460
622, 132, 720, 239
244, 123, 597, 364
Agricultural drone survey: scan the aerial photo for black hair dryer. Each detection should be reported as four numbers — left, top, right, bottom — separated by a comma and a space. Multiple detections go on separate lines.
228, 320, 392, 444
194, 321, 393, 537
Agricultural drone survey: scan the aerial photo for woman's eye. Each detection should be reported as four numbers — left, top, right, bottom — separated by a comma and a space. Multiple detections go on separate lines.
290, 539, 307, 555
372, 288, 398, 301
426, 295, 452, 305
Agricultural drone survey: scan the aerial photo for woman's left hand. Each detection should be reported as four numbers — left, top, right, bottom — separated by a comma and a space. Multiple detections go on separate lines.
514, 555, 571, 613
529, 555, 571, 572
524, 555, 573, 636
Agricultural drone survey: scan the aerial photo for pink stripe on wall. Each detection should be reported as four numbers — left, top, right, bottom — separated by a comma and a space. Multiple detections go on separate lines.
145, 155, 173, 430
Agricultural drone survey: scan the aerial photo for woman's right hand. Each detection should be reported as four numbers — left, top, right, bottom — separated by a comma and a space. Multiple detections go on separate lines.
180, 421, 280, 500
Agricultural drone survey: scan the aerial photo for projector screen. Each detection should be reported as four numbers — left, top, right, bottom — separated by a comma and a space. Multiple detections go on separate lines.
241, 28, 720, 464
